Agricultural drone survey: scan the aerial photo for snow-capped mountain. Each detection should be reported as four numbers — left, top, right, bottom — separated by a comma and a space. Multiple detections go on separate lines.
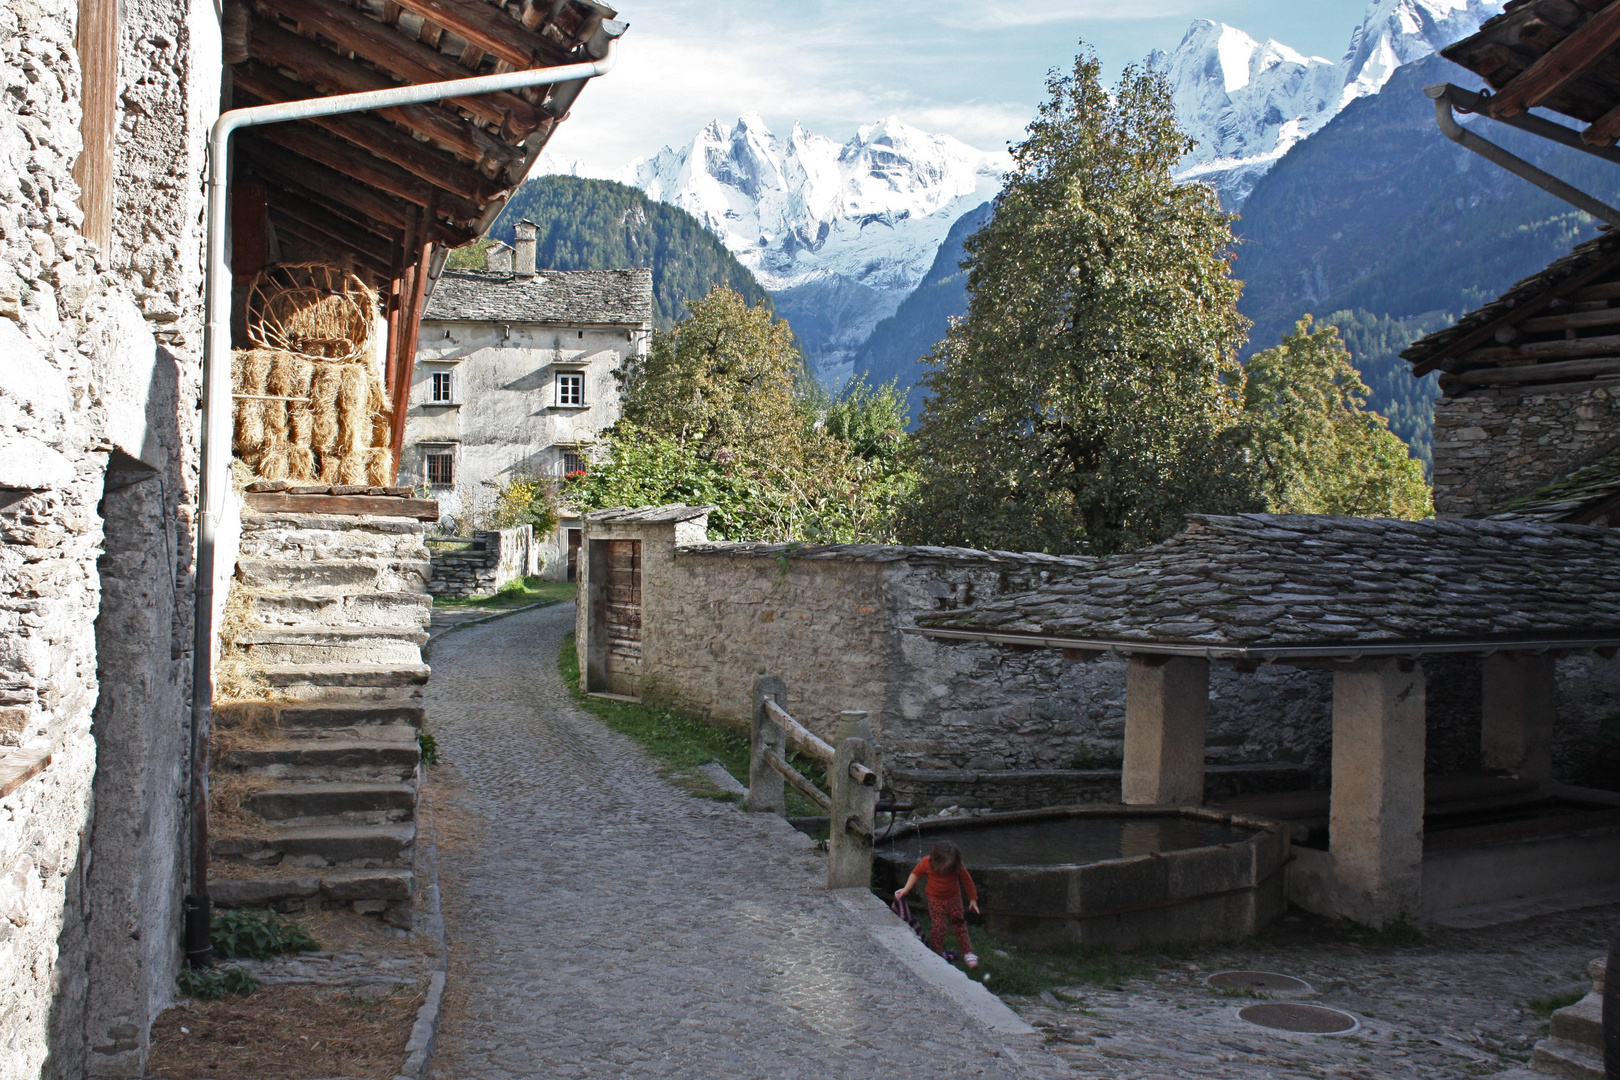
612, 114, 1008, 383
1160, 0, 1502, 206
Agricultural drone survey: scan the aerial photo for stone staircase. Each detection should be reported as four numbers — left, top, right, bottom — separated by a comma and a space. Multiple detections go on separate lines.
1531, 957, 1607, 1080
210, 492, 434, 927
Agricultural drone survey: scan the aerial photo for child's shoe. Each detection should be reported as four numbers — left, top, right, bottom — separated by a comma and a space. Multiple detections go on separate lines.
943, 951, 958, 963
965, 952, 980, 970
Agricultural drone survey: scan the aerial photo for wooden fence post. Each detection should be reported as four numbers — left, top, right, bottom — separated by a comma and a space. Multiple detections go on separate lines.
749, 675, 787, 814
828, 710, 881, 889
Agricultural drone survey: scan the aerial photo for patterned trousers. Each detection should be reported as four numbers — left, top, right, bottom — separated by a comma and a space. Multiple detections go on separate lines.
927, 894, 972, 956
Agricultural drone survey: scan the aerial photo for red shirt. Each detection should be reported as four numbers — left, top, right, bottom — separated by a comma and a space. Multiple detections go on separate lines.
912, 856, 977, 905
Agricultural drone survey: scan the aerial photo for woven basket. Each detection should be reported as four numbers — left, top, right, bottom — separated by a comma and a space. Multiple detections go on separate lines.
245, 263, 378, 363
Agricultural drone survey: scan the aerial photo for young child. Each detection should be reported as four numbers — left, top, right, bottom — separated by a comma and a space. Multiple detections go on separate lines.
894, 840, 980, 970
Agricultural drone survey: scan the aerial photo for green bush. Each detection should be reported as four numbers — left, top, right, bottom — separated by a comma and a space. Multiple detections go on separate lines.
210, 907, 319, 960
178, 965, 260, 1001
417, 727, 440, 767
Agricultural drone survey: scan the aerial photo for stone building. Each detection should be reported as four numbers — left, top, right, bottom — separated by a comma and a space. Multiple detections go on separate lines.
1, 0, 623, 1073
404, 228, 652, 580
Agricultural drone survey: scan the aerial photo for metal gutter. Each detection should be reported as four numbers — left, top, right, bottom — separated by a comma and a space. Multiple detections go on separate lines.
1425, 82, 1620, 228
904, 625, 1620, 663
188, 41, 618, 967
1440, 83, 1620, 168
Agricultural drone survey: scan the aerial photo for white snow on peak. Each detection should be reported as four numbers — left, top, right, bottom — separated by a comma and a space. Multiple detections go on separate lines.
608, 113, 1010, 382
1159, 0, 1504, 206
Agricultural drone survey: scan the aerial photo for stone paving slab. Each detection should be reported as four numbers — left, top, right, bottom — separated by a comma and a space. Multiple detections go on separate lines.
421, 603, 1067, 1080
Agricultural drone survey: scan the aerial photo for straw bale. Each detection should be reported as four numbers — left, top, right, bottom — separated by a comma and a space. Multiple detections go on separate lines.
287, 446, 316, 481
365, 447, 395, 486
317, 452, 342, 484
288, 406, 315, 447
267, 351, 314, 399
337, 363, 371, 452
336, 450, 369, 486
235, 397, 266, 454
257, 445, 290, 481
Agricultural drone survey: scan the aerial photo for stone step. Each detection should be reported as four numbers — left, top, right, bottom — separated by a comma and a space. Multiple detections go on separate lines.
1550, 992, 1603, 1051
262, 663, 430, 703
1531, 1037, 1604, 1080
249, 590, 432, 630
221, 739, 419, 782
238, 557, 430, 595
211, 867, 414, 909
240, 626, 428, 665
238, 513, 430, 561
246, 782, 417, 825
215, 700, 424, 743
213, 822, 415, 869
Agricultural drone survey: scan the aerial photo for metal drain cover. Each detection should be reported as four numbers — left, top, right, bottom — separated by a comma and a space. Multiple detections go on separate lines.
1238, 1003, 1358, 1034
1207, 970, 1311, 993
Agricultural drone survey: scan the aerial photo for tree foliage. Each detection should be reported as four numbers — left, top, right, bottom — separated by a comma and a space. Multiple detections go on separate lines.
1241, 317, 1432, 519
902, 52, 1254, 556
566, 287, 913, 542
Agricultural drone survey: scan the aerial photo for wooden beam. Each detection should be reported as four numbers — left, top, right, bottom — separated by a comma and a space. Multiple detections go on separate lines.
387, 0, 575, 69
240, 137, 417, 232
244, 492, 441, 519
1458, 355, 1620, 384
1461, 331, 1620, 363
261, 174, 402, 246
235, 66, 501, 203
1569, 280, 1620, 301
1517, 306, 1620, 332
390, 199, 435, 475
1487, 2, 1620, 118
267, 203, 394, 270
246, 19, 522, 174
255, 0, 545, 135
1412, 246, 1620, 374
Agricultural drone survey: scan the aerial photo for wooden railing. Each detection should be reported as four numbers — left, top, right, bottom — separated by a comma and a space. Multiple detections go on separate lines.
748, 675, 882, 889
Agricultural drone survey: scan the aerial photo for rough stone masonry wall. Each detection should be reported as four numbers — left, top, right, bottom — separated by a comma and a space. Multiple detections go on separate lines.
0, 0, 215, 1074
428, 525, 534, 598
1431, 384, 1620, 516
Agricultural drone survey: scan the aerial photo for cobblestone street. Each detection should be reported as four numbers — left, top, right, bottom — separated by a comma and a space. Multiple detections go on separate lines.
422, 603, 1060, 1080
420, 602, 1618, 1080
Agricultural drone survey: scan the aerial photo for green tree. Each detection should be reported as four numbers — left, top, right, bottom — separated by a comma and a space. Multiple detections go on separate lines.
1242, 317, 1433, 519
821, 376, 908, 465
902, 50, 1254, 556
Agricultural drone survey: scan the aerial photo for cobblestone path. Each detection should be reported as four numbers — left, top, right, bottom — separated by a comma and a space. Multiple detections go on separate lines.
422, 603, 1058, 1080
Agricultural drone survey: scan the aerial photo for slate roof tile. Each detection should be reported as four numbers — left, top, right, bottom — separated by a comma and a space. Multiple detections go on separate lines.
425, 267, 653, 325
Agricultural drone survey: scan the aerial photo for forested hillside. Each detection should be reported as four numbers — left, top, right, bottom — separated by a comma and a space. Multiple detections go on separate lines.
473, 176, 771, 329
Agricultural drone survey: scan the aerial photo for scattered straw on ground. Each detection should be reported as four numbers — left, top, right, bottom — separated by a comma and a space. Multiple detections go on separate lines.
208, 772, 279, 839
145, 982, 425, 1080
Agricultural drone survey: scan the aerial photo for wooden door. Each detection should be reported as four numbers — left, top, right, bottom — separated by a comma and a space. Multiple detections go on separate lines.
589, 539, 642, 697
566, 528, 581, 582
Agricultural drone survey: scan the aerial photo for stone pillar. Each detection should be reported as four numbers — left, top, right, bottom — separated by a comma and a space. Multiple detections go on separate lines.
1481, 653, 1556, 782
1329, 659, 1426, 925
747, 676, 786, 814
1121, 655, 1208, 806
827, 710, 881, 890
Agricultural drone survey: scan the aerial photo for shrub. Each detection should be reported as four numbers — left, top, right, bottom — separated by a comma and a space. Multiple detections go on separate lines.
210, 907, 319, 959
178, 965, 260, 1001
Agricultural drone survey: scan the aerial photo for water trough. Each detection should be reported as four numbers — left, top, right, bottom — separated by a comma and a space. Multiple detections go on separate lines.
874, 805, 1289, 950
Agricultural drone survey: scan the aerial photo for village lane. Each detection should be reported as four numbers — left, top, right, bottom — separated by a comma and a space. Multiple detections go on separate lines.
421, 602, 1060, 1080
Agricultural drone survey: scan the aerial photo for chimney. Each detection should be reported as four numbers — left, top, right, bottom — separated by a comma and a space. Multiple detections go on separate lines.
486, 241, 513, 273
513, 220, 537, 278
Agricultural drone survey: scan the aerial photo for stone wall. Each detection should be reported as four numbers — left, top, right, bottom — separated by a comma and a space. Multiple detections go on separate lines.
1, 0, 216, 1073
1431, 384, 1620, 517
427, 526, 535, 598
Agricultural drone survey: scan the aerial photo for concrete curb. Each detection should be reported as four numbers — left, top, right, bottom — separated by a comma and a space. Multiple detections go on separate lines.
394, 782, 450, 1080
423, 597, 566, 655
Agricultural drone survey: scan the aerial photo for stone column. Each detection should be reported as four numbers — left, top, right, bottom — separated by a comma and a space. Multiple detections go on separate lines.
1329, 659, 1426, 925
1122, 655, 1209, 805
747, 675, 787, 814
1480, 653, 1556, 782
828, 710, 881, 890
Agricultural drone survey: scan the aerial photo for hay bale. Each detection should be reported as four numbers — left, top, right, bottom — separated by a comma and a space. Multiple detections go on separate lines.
288, 406, 315, 448
336, 450, 369, 486
310, 365, 342, 450
266, 351, 313, 399
317, 452, 342, 484
287, 446, 316, 481
365, 447, 395, 486
257, 445, 291, 481
336, 363, 371, 452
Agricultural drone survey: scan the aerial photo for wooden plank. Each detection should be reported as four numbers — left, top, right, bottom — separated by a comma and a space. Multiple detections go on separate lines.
1412, 246, 1620, 374
250, 119, 484, 222
255, 0, 545, 134
1517, 306, 1620, 331
246, 20, 521, 173
1463, 330, 1620, 362
765, 750, 832, 813
1458, 355, 1620, 384
270, 211, 393, 274
388, 0, 573, 69
234, 65, 502, 202
0, 746, 52, 798
73, 0, 118, 250
241, 139, 416, 232
244, 492, 441, 519
1568, 279, 1620, 301
1585, 98, 1620, 145
1487, 2, 1620, 117
764, 698, 835, 764
266, 190, 399, 256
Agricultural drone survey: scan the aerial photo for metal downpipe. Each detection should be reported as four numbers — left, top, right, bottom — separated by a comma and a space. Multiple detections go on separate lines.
186, 41, 618, 966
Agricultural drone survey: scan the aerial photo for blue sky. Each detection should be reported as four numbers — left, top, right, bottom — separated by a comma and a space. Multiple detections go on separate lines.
548, 0, 1373, 172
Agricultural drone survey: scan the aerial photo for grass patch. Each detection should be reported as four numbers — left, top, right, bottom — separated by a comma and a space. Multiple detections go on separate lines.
1529, 990, 1585, 1019
559, 632, 750, 798
907, 914, 1154, 998
433, 577, 575, 611
177, 966, 261, 1002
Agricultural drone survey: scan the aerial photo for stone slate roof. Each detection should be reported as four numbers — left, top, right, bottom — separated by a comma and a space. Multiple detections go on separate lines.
678, 541, 1098, 569
424, 268, 653, 326
587, 504, 715, 524
1490, 447, 1620, 526
918, 513, 1620, 653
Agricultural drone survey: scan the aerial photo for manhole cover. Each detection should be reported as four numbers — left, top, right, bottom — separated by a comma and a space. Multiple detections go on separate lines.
1207, 970, 1311, 993
1238, 1003, 1358, 1034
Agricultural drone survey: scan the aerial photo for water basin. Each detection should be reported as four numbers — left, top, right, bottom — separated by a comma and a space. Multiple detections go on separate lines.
873, 806, 1289, 950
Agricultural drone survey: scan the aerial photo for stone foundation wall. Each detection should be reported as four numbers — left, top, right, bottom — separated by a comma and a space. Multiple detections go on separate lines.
1432, 385, 1620, 517
428, 526, 534, 598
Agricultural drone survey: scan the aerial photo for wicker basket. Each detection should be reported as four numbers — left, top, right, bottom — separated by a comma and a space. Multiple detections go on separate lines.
245, 263, 378, 363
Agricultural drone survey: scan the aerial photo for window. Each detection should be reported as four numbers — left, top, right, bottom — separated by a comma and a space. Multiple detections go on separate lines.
562, 451, 586, 476
425, 450, 454, 487
430, 371, 454, 403
557, 372, 584, 407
